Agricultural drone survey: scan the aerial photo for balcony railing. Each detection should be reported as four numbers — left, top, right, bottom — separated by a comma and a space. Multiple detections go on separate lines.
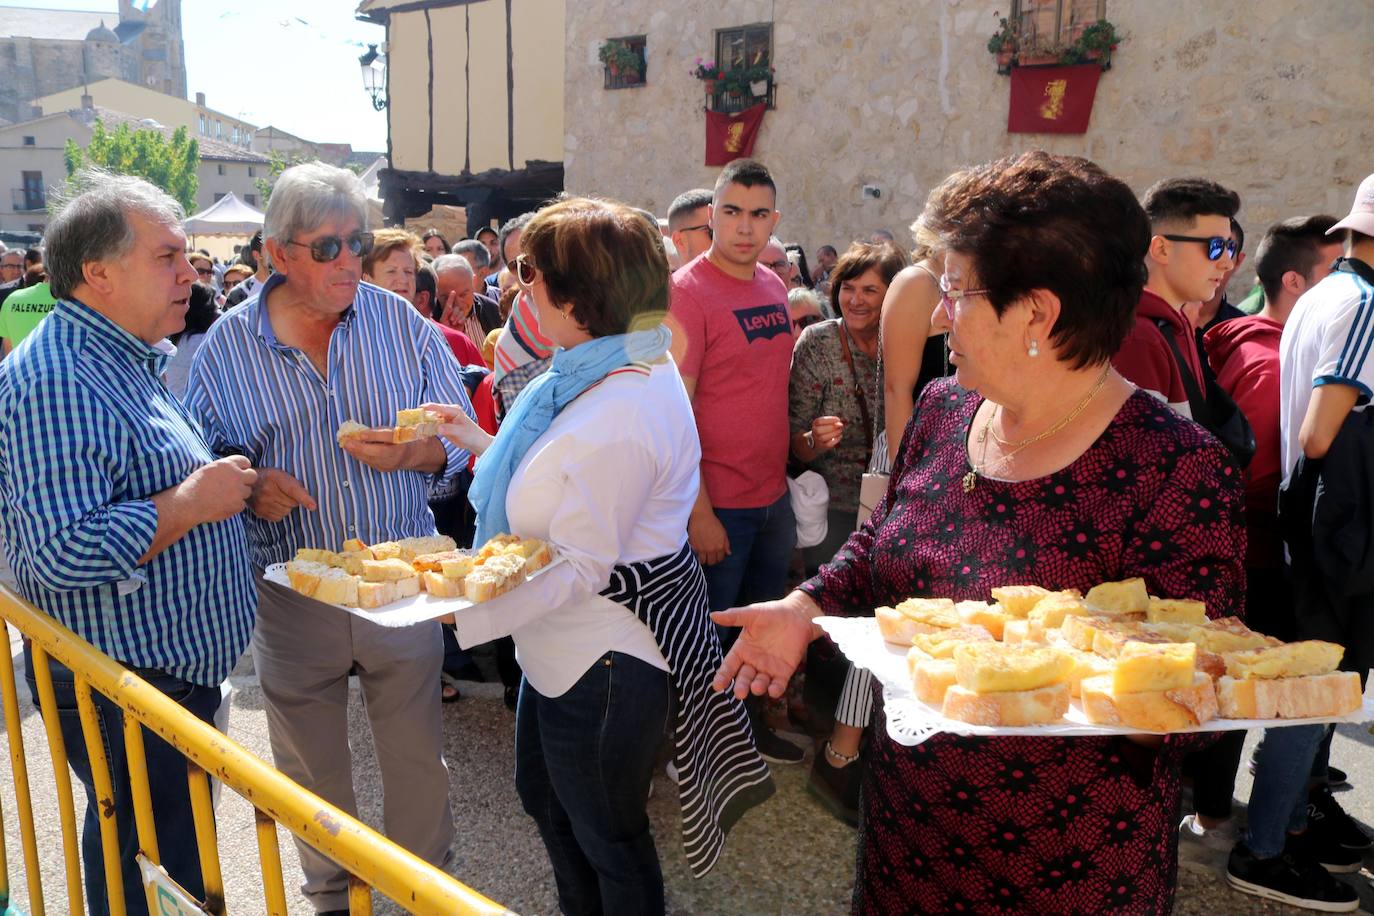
11, 188, 45, 212
707, 80, 775, 113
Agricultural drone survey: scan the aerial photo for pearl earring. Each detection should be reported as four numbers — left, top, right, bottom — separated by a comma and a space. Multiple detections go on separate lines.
1028, 339, 1039, 358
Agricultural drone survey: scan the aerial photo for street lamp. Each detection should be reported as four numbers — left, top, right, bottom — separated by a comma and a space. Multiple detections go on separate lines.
359, 43, 387, 111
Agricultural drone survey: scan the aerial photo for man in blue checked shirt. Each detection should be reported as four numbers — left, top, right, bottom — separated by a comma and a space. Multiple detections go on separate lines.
0, 170, 258, 916
184, 161, 474, 916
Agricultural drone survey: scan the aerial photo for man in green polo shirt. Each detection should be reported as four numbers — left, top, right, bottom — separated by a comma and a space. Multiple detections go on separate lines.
0, 281, 56, 356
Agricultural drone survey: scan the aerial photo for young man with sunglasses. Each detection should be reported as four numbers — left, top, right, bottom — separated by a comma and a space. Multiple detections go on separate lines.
184, 162, 475, 916
667, 187, 715, 264
668, 158, 804, 765
1113, 177, 1240, 418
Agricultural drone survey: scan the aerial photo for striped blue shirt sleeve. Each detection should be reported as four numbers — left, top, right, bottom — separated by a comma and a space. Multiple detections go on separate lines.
4, 368, 158, 591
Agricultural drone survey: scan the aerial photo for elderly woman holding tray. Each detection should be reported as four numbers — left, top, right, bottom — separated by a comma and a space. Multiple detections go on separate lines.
713, 152, 1246, 915
427, 196, 773, 914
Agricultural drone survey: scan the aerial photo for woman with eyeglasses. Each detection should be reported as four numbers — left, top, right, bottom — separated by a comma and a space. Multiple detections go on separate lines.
714, 152, 1245, 914
789, 241, 907, 577
425, 197, 772, 914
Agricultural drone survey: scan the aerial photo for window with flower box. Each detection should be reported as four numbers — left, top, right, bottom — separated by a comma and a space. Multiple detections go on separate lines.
601, 36, 647, 90
1013, 0, 1106, 58
709, 23, 774, 113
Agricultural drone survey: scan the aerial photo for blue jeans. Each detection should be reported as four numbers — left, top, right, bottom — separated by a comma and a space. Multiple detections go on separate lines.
1244, 723, 1326, 858
704, 492, 797, 650
24, 647, 221, 916
515, 652, 670, 916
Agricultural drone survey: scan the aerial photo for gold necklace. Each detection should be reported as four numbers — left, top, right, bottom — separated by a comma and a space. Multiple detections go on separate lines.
963, 366, 1112, 493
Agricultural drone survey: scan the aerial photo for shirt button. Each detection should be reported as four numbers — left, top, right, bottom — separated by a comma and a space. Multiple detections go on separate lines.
341, 480, 350, 488
348, 525, 357, 532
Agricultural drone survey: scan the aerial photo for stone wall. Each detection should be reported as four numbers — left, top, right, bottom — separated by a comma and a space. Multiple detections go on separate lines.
564, 0, 1374, 286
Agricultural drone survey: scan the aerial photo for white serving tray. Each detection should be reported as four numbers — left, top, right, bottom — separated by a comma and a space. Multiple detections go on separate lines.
263, 553, 565, 628
817, 615, 1374, 746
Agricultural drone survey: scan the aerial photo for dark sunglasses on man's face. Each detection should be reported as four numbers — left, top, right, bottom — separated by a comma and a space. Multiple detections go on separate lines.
1162, 234, 1238, 262
679, 224, 713, 239
285, 231, 374, 263
793, 314, 822, 331
194, 266, 214, 278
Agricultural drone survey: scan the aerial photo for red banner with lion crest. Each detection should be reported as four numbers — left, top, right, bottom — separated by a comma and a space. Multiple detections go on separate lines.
705, 103, 767, 166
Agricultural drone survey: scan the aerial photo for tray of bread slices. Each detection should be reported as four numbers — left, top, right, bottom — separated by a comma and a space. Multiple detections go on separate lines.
263, 533, 560, 627
816, 577, 1374, 746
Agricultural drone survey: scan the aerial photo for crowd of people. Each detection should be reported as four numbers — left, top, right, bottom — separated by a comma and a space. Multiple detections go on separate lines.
0, 150, 1370, 916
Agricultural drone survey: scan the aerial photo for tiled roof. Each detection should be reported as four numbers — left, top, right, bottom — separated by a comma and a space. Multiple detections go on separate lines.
0, 8, 107, 41
80, 107, 270, 163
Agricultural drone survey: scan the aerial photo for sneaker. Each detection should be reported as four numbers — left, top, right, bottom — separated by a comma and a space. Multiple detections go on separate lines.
752, 723, 805, 765
1178, 814, 1240, 856
1287, 827, 1365, 875
807, 745, 860, 827
1307, 784, 1373, 851
1327, 765, 1351, 789
1226, 843, 1359, 913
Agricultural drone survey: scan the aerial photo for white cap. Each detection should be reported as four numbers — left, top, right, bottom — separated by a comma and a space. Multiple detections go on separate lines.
1330, 173, 1374, 237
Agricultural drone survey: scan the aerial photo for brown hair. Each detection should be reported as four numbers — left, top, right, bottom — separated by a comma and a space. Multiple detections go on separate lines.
362, 227, 422, 278
497, 282, 519, 321
828, 242, 909, 316
520, 196, 669, 337
925, 151, 1149, 370
222, 263, 252, 282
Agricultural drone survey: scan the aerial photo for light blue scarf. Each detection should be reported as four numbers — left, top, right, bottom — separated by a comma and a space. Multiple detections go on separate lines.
469, 323, 673, 545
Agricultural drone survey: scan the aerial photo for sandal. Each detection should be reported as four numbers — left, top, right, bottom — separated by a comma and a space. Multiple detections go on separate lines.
441, 679, 461, 703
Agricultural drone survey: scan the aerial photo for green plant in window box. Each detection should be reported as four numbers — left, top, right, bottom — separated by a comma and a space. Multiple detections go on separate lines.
598, 40, 643, 81
1074, 19, 1122, 67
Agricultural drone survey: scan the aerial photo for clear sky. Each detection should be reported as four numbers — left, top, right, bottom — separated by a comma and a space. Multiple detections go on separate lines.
1, 0, 388, 151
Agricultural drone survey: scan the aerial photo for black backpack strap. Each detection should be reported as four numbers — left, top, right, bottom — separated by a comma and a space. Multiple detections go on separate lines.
1153, 318, 1211, 427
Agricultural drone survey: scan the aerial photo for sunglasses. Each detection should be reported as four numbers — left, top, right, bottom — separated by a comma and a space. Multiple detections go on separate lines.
937, 274, 990, 311
1162, 234, 1238, 261
793, 314, 823, 331
513, 253, 538, 287
194, 267, 214, 277
679, 223, 713, 239
284, 231, 374, 263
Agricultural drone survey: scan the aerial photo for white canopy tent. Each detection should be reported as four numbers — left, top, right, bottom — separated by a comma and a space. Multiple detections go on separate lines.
184, 192, 265, 237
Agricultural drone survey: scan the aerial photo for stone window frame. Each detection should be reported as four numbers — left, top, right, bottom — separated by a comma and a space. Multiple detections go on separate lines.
1013, 0, 1107, 50
602, 35, 647, 90
710, 22, 775, 113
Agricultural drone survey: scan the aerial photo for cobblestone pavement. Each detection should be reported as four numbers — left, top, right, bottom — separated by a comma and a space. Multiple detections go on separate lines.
0, 630, 1369, 915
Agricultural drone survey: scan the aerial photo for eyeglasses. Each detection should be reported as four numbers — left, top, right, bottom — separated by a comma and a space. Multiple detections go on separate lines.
793, 314, 823, 331
194, 267, 214, 277
678, 224, 713, 238
764, 259, 791, 271
938, 274, 990, 311
284, 231, 374, 263
1162, 234, 1238, 262
513, 253, 538, 287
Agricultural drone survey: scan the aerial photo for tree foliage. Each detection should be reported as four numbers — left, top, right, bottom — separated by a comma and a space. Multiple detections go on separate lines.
64, 121, 200, 212
254, 151, 308, 208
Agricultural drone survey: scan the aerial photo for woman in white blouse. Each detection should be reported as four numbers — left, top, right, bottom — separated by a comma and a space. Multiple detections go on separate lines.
428, 197, 772, 913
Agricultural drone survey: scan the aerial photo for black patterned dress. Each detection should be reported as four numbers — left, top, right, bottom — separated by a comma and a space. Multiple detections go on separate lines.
800, 379, 1246, 915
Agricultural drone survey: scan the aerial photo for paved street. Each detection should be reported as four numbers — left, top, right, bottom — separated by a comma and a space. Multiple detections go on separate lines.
0, 627, 1369, 915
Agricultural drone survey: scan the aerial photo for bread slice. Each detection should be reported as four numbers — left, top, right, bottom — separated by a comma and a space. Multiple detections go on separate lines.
313, 568, 360, 606
943, 682, 1070, 726
421, 570, 464, 598
395, 535, 457, 562
1080, 672, 1218, 731
357, 580, 398, 610
910, 625, 994, 659
336, 420, 369, 446
335, 550, 372, 576
876, 606, 939, 645
464, 554, 527, 603
285, 560, 331, 596
511, 539, 554, 574
1113, 641, 1197, 693
412, 550, 465, 573
1216, 671, 1362, 719
910, 655, 958, 706
1146, 597, 1208, 625
1223, 641, 1344, 680
957, 601, 1008, 640
361, 558, 420, 582
1085, 577, 1149, 615
394, 576, 421, 599
1001, 620, 1030, 645
990, 585, 1052, 618
369, 541, 403, 561
1063, 649, 1115, 698
295, 548, 341, 565
341, 538, 369, 554
952, 643, 1074, 693
893, 597, 959, 629
393, 408, 442, 443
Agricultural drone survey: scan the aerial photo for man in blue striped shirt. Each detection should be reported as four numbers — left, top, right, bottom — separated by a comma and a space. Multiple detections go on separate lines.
184, 161, 474, 915
0, 170, 258, 916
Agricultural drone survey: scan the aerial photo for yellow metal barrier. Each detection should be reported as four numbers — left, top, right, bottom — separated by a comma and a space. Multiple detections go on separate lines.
0, 583, 516, 916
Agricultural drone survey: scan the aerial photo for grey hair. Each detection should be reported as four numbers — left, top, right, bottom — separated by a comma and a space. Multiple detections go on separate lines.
452, 238, 490, 269
787, 287, 824, 312
44, 167, 185, 300
431, 253, 474, 279
262, 161, 367, 265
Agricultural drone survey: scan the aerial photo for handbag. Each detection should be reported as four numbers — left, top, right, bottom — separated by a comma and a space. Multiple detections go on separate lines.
1154, 318, 1256, 468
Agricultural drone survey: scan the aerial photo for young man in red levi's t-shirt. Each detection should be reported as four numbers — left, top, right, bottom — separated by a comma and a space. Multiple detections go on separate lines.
668, 159, 804, 764
1112, 177, 1240, 418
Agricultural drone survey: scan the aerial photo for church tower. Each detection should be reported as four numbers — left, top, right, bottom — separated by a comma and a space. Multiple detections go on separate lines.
116, 0, 187, 98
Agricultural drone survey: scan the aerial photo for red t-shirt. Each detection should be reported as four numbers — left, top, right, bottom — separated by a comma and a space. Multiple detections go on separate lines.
431, 319, 484, 367
1112, 288, 1202, 419
670, 254, 792, 509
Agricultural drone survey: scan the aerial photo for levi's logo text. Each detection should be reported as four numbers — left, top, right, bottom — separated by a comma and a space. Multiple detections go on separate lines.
734, 303, 790, 343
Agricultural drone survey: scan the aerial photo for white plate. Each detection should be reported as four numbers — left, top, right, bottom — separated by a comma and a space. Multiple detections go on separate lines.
817, 615, 1374, 746
263, 553, 565, 628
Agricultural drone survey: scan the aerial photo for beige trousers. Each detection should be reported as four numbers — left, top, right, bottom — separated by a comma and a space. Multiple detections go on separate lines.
253, 574, 455, 912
